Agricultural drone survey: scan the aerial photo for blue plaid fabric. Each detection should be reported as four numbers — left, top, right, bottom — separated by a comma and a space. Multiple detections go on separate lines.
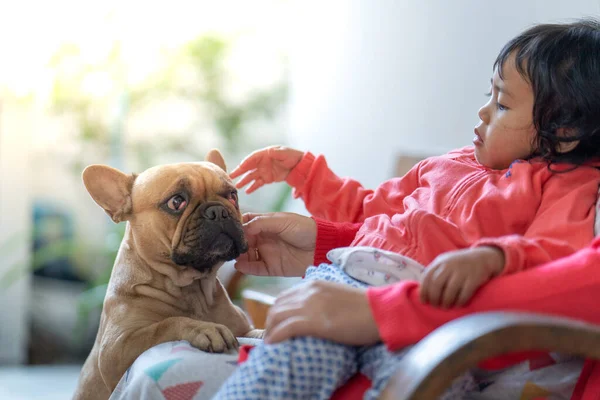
213, 263, 476, 400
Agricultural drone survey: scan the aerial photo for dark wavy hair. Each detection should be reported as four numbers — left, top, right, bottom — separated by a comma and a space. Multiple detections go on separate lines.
494, 18, 600, 166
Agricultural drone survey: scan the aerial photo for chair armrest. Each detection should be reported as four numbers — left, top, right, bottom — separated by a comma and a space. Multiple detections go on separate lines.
380, 312, 600, 400
242, 289, 276, 329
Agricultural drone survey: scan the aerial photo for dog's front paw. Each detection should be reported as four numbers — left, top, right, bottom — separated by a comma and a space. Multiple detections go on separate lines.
189, 323, 238, 353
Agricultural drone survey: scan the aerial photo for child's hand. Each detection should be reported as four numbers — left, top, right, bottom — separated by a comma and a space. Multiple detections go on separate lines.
420, 246, 505, 308
230, 146, 304, 194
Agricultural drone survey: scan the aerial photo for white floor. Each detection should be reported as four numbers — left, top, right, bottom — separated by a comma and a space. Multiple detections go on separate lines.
0, 365, 81, 400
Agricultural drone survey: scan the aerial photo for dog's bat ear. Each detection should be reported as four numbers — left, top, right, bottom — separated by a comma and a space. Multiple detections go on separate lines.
82, 165, 136, 223
205, 149, 227, 172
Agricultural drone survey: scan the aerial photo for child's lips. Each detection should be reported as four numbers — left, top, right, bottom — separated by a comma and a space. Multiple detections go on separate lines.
473, 128, 484, 145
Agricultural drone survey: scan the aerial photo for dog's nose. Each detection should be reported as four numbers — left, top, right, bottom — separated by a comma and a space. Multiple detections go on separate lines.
203, 204, 230, 221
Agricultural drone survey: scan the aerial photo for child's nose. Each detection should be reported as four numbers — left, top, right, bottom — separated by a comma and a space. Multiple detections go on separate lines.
478, 103, 491, 124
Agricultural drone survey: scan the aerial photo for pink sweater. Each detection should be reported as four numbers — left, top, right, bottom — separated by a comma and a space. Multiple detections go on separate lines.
319, 220, 600, 400
287, 146, 600, 275
285, 146, 600, 399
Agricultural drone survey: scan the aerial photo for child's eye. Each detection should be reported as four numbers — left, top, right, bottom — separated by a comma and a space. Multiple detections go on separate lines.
497, 102, 508, 111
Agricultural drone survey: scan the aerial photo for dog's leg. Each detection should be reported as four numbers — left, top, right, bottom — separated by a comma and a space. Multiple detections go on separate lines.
99, 316, 237, 392
73, 349, 111, 400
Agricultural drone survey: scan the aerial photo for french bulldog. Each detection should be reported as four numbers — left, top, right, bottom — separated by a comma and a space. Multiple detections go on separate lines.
73, 150, 262, 400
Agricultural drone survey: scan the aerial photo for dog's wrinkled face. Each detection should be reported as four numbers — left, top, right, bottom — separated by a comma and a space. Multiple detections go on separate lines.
130, 162, 248, 273
82, 150, 248, 277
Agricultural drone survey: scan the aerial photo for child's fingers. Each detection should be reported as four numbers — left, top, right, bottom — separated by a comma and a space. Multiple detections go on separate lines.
235, 171, 260, 189
425, 266, 451, 307
427, 281, 444, 307
420, 267, 441, 304
229, 167, 244, 179
230, 152, 263, 179
245, 178, 264, 194
456, 279, 479, 307
425, 275, 444, 307
440, 273, 462, 309
419, 269, 433, 303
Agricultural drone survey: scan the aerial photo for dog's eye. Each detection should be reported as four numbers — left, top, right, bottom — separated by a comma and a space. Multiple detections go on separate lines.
167, 195, 187, 212
227, 191, 238, 207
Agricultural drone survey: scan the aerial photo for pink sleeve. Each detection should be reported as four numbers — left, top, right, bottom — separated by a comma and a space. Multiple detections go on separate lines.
312, 217, 362, 265
367, 239, 600, 365
286, 152, 421, 223
472, 168, 600, 274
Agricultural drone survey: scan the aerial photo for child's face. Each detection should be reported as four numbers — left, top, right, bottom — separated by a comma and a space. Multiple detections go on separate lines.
474, 53, 536, 170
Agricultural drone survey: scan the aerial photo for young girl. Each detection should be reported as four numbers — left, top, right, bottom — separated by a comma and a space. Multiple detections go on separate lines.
218, 19, 600, 400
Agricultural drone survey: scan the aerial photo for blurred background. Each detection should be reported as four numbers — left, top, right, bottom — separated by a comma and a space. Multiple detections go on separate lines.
0, 0, 599, 398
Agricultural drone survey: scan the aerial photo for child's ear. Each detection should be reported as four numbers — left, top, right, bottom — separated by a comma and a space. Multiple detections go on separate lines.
556, 128, 579, 153
82, 165, 136, 223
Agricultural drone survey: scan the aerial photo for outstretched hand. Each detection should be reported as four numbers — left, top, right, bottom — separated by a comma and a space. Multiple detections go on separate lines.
230, 146, 304, 194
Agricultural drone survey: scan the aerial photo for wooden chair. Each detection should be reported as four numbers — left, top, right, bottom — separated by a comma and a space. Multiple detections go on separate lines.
242, 291, 600, 400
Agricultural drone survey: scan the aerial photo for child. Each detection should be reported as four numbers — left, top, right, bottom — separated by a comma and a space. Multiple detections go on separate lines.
217, 19, 600, 400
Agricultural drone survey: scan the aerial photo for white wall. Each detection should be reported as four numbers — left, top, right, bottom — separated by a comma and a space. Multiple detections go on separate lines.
285, 0, 600, 214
